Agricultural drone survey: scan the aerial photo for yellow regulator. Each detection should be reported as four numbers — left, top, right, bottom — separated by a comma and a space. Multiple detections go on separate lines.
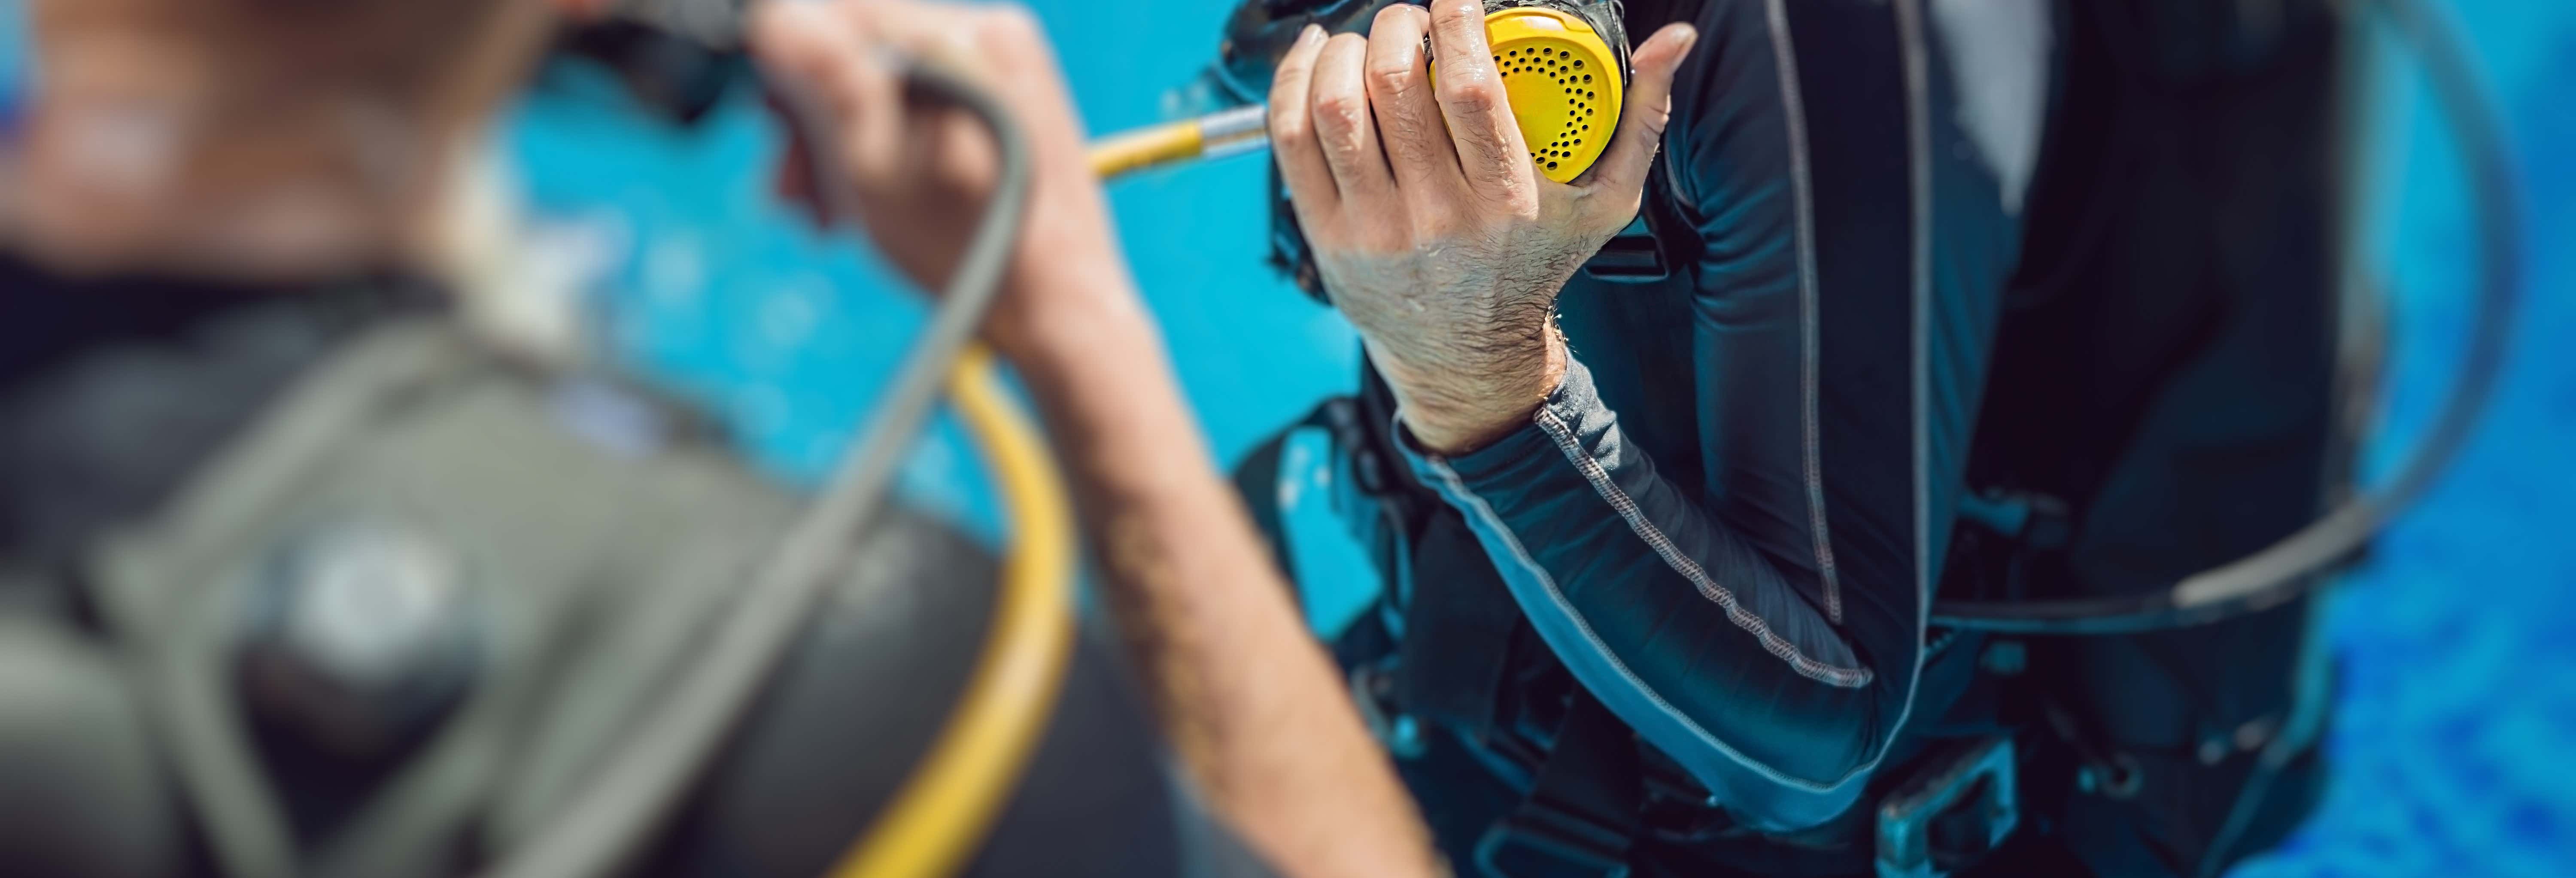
1477, 2, 1625, 182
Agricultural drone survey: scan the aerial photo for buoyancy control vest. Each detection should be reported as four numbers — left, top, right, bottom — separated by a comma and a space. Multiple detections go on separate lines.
0, 261, 1276, 878
1216, 0, 2513, 875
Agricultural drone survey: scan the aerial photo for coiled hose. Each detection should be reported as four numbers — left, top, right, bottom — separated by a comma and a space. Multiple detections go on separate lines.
481, 59, 1063, 878
1928, 0, 2526, 634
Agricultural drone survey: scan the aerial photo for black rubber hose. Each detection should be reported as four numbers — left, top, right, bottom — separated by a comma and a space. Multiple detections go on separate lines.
1929, 0, 2524, 635
473, 59, 1030, 878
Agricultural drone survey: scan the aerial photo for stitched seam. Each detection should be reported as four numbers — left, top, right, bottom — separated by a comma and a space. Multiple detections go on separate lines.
1422, 458, 1859, 793
1766, 0, 1844, 626
1534, 408, 1872, 687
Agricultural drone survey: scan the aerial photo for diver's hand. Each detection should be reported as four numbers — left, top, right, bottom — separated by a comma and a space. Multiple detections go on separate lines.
1270, 3, 1694, 454
756, 9, 1446, 875
748, 0, 1145, 362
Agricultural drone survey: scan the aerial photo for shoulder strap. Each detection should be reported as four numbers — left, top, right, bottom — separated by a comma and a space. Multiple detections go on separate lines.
1228, 398, 1349, 590
88, 319, 810, 878
94, 321, 489, 878
1473, 691, 1643, 878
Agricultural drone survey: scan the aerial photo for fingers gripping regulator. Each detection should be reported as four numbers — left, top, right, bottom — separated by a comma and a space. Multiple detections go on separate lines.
1448, 0, 1628, 182
1121, 0, 1637, 297
1102, 0, 1632, 183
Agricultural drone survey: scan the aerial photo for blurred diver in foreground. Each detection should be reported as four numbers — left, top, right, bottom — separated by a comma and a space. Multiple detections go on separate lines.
0, 1, 1442, 877
1215, 0, 2515, 876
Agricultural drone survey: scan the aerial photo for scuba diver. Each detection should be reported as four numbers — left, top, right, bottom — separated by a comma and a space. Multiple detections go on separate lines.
0, 0, 1447, 877
1211, 0, 2522, 875
1245, 2, 2105, 872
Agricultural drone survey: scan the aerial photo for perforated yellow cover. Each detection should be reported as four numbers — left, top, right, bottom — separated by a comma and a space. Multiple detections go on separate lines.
1485, 6, 1622, 182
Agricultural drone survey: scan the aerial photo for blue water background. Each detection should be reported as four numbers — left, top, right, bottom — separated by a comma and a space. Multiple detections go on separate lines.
2, 1, 2570, 874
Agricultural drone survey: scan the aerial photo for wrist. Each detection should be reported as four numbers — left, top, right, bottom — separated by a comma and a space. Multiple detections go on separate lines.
1377, 327, 1567, 456
988, 263, 1154, 366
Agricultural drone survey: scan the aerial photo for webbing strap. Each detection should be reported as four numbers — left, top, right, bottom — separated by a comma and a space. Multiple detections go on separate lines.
1231, 370, 1530, 742
1393, 509, 1524, 742
1475, 692, 1643, 878
1227, 400, 1346, 590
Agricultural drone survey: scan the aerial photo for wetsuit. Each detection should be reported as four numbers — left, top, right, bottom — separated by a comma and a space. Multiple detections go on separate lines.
1285, 0, 2344, 874
1391, 0, 2037, 830
0, 255, 1276, 878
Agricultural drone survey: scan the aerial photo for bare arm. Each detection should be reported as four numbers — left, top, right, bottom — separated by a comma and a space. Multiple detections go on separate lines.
1015, 285, 1442, 878
747, 3, 1439, 875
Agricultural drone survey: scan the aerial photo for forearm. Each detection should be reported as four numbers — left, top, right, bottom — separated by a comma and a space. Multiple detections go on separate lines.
1005, 293, 1440, 878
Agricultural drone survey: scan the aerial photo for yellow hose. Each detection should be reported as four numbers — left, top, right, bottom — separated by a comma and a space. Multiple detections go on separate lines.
1086, 105, 1271, 181
825, 347, 1078, 878
826, 117, 1266, 878
1088, 121, 1209, 179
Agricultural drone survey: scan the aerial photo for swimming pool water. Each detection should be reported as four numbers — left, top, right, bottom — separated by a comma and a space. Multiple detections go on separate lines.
509, 5, 2573, 875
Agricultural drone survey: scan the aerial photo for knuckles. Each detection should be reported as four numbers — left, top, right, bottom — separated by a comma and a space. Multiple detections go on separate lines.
1309, 91, 1370, 143
813, 55, 872, 119
1435, 77, 1501, 118
927, 142, 990, 195
1314, 191, 1548, 258
1267, 105, 1314, 147
1270, 53, 1305, 97
1366, 57, 1423, 101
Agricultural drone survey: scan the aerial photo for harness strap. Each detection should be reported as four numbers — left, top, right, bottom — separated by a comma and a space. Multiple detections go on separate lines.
1343, 362, 1537, 744
1473, 692, 1643, 878
1393, 509, 1524, 742
1228, 399, 1344, 590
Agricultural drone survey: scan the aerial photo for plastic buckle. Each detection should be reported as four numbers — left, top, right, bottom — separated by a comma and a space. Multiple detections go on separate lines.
1957, 489, 2071, 549
1473, 805, 1633, 878
1875, 736, 2019, 878
1348, 657, 1428, 760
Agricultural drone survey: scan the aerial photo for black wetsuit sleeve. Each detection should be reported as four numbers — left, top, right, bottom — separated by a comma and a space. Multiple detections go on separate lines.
1396, 0, 2026, 831
1403, 358, 1886, 830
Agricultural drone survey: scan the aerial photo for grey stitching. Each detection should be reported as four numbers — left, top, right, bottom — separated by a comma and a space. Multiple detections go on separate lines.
1534, 407, 1872, 687
1765, 0, 1844, 625
1421, 458, 1865, 792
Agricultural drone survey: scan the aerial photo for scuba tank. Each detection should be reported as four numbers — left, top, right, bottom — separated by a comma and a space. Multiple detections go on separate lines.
0, 291, 1231, 878
0, 37, 1273, 878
